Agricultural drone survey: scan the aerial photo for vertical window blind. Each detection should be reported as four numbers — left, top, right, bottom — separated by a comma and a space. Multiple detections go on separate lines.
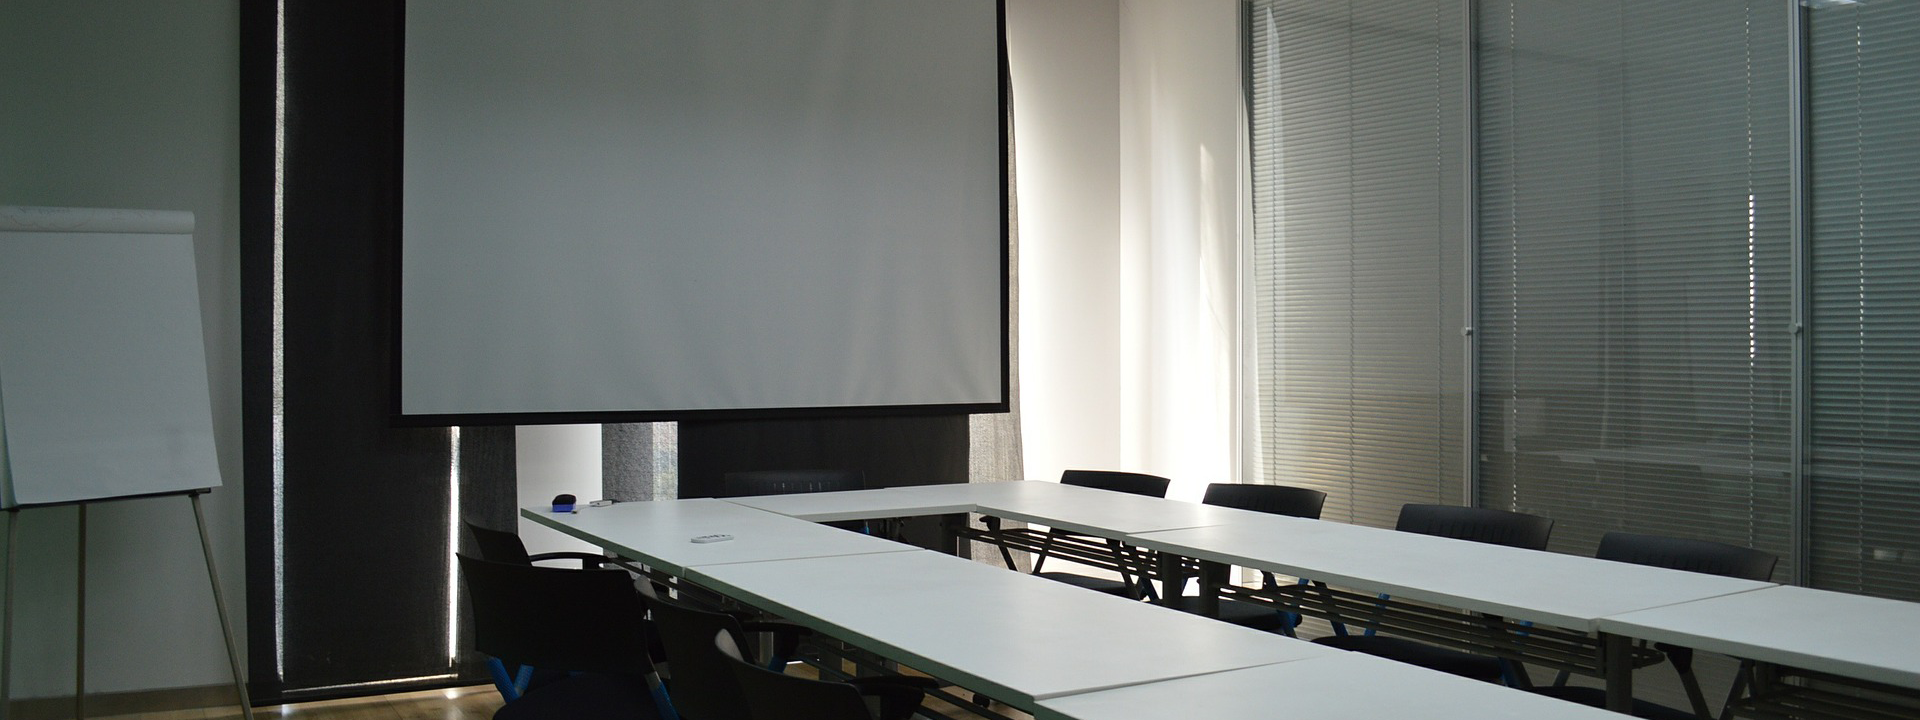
1246, 0, 1467, 527
1807, 0, 1920, 601
1474, 0, 1795, 561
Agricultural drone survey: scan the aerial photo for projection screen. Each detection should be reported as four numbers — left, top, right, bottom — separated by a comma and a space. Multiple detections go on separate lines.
401, 0, 1007, 421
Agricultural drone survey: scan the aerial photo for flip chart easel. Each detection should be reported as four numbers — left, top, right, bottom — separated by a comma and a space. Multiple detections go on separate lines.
0, 206, 252, 720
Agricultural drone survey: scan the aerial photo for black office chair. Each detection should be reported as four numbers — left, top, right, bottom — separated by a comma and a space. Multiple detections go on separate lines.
718, 470, 874, 533
647, 593, 933, 720
466, 521, 641, 700
459, 554, 668, 720
1159, 483, 1327, 631
1311, 504, 1554, 683
1530, 532, 1777, 720
1028, 470, 1173, 599
467, 520, 612, 568
717, 633, 924, 720
1392, 504, 1555, 549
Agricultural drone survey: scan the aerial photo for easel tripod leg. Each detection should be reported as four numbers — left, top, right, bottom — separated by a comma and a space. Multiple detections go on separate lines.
77, 505, 87, 720
191, 494, 255, 720
2, 509, 17, 720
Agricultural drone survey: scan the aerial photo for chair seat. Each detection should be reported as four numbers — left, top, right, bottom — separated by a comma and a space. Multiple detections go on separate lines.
1311, 635, 1504, 681
495, 672, 660, 720
1035, 571, 1133, 596
1159, 596, 1292, 632
1530, 685, 1697, 720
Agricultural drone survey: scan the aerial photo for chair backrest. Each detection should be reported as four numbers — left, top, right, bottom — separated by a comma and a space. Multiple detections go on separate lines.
720, 470, 866, 498
1395, 504, 1554, 550
465, 521, 534, 565
1059, 469, 1171, 498
646, 594, 755, 720
720, 639, 874, 720
1596, 531, 1777, 581
457, 554, 649, 674
1202, 483, 1327, 519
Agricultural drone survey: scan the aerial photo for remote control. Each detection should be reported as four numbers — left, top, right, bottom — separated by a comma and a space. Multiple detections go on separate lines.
690, 534, 733, 544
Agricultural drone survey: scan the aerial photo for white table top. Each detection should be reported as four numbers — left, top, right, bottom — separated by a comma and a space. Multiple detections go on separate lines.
1036, 651, 1629, 720
1128, 516, 1773, 629
1596, 585, 1920, 690
722, 486, 982, 522
518, 499, 916, 574
721, 480, 1262, 536
686, 549, 1334, 708
967, 482, 1263, 536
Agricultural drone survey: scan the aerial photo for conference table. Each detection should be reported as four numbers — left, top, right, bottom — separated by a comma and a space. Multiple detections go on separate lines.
687, 549, 1328, 707
1124, 515, 1776, 711
691, 480, 1920, 719
520, 493, 1625, 719
1596, 585, 1920, 719
1034, 651, 1625, 720
724, 480, 1263, 533
520, 498, 919, 575
710, 481, 1775, 711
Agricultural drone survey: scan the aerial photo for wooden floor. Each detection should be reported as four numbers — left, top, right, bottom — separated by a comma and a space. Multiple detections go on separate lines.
101, 674, 1033, 720
98, 685, 504, 720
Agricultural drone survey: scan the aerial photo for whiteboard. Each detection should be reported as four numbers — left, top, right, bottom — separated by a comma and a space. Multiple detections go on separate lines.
0, 206, 220, 508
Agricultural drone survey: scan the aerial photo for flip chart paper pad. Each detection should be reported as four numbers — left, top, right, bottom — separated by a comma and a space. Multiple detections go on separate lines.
0, 206, 220, 508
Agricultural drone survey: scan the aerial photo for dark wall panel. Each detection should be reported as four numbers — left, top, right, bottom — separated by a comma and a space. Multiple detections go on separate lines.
679, 416, 969, 551
243, 0, 515, 702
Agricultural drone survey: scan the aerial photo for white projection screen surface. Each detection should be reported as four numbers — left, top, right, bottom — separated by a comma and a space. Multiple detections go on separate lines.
401, 0, 1006, 420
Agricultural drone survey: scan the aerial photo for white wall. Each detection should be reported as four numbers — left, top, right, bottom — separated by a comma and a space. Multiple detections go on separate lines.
1011, 0, 1243, 499
513, 425, 604, 556
1117, 0, 1243, 501
1007, 0, 1125, 486
0, 0, 245, 698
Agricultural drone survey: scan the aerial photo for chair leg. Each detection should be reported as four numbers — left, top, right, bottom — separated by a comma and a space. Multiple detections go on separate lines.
1498, 659, 1533, 689
1284, 577, 1307, 631
646, 669, 679, 720
1321, 582, 1353, 637
1501, 620, 1535, 687
1363, 593, 1389, 637
485, 657, 519, 701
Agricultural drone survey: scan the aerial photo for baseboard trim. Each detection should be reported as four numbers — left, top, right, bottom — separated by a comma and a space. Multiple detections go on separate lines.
5, 684, 241, 719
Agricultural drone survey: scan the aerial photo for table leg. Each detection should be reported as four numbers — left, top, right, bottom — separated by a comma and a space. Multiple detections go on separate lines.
1196, 560, 1228, 618
1155, 553, 1189, 608
1601, 632, 1634, 714
973, 516, 1019, 569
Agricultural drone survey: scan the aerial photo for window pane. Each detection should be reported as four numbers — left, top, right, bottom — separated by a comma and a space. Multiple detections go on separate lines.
1473, 0, 1795, 564
1808, 0, 1920, 602
1247, 0, 1468, 525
